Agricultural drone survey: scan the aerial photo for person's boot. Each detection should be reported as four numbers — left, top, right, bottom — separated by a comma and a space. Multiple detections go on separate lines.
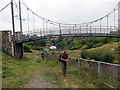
63, 74, 66, 77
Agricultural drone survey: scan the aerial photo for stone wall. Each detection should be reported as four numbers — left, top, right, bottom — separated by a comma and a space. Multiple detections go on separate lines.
1, 30, 14, 56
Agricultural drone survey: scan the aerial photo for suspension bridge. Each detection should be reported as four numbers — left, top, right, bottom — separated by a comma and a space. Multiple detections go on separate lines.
0, 0, 120, 58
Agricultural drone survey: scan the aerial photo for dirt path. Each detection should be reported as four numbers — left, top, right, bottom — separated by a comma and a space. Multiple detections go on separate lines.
24, 70, 56, 88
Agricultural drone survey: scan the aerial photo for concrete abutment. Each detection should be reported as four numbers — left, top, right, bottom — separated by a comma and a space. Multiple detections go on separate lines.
1, 30, 23, 58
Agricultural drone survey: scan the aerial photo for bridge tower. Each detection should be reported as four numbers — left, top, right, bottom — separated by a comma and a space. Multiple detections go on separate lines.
11, 0, 23, 58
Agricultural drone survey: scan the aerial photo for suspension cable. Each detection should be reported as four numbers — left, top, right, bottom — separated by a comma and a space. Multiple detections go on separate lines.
27, 8, 30, 35
74, 24, 76, 34
114, 9, 116, 27
20, 0, 119, 26
46, 21, 48, 35
107, 15, 109, 33
0, 2, 11, 13
100, 19, 102, 33
43, 18, 45, 36
13, 0, 19, 15
33, 13, 35, 33
80, 26, 82, 33
86, 25, 88, 33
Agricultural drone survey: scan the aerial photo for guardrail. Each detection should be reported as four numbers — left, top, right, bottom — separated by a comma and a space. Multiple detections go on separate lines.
69, 57, 120, 80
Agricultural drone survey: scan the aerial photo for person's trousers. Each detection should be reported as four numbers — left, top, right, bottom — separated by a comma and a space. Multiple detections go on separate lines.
61, 61, 67, 74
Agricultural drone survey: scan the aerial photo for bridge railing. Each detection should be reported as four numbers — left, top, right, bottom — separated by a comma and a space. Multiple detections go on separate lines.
14, 26, 119, 42
22, 26, 118, 36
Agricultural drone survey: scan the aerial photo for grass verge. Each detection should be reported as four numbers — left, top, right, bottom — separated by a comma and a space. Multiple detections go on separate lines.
2, 50, 111, 88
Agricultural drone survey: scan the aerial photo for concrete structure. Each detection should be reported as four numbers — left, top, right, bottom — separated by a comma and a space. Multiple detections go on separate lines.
14, 42, 23, 58
1, 31, 23, 58
15, 32, 21, 40
1, 31, 14, 56
14, 31, 24, 58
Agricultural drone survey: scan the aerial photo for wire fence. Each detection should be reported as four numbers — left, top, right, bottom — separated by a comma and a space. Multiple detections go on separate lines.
43, 52, 120, 88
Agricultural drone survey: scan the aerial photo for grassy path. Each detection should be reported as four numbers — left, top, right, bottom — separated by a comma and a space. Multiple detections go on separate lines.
24, 70, 56, 88
2, 50, 108, 88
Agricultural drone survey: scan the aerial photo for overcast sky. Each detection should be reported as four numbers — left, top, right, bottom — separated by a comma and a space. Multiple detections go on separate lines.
21, 0, 119, 24
0, 0, 120, 31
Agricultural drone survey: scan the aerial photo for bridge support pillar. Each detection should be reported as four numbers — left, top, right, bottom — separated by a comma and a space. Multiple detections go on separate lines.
1, 31, 24, 59
14, 32, 24, 58
14, 43, 23, 59
1, 31, 14, 56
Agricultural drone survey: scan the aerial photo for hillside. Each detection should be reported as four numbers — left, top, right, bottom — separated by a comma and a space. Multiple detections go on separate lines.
88, 42, 119, 52
81, 42, 120, 64
24, 37, 119, 51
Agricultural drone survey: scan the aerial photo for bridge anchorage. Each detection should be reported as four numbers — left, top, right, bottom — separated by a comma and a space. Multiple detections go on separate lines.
0, 0, 120, 58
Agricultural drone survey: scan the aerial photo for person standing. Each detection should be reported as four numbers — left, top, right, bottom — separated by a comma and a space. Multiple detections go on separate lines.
41, 53, 45, 60
59, 51, 68, 77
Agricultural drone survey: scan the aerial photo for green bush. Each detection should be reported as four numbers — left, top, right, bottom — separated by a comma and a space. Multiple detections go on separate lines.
81, 50, 115, 63
81, 50, 87, 59
102, 52, 115, 62
81, 45, 89, 50
33, 46, 44, 51
24, 45, 32, 52
92, 43, 103, 48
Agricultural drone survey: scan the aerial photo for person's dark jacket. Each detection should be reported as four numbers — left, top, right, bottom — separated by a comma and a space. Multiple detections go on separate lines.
59, 53, 68, 62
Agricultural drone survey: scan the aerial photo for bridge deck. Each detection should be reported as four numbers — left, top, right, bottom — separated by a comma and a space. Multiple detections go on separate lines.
15, 33, 120, 43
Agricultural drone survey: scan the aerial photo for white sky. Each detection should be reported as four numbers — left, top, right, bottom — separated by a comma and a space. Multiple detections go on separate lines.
22, 0, 119, 24
0, 0, 120, 31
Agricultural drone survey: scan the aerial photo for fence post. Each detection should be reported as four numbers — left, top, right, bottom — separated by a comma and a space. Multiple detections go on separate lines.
98, 61, 101, 78
118, 66, 120, 88
67, 57, 70, 67
78, 59, 80, 72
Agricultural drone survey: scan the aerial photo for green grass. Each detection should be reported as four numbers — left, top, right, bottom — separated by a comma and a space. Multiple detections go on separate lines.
86, 42, 120, 64
2, 51, 43, 88
43, 56, 119, 88
67, 42, 120, 64
2, 50, 111, 88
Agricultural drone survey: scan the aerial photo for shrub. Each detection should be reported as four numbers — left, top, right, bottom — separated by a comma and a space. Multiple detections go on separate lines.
102, 52, 115, 62
33, 46, 44, 51
81, 50, 87, 59
92, 43, 103, 48
81, 45, 89, 50
24, 45, 32, 52
81, 50, 115, 63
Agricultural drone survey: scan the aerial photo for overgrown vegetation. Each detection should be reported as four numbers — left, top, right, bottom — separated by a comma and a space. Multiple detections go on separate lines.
2, 51, 110, 88
81, 50, 115, 63
80, 42, 120, 63
24, 37, 119, 51
23, 45, 32, 52
56, 37, 119, 50
2, 51, 42, 88
23, 37, 119, 63
24, 43, 44, 52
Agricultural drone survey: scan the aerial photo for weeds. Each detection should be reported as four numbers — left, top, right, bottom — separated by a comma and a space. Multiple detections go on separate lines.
81, 50, 115, 63
3, 50, 117, 88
